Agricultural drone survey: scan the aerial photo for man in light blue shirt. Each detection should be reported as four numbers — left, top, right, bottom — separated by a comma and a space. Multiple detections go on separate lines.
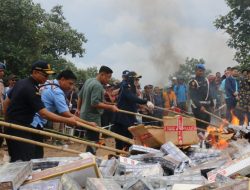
30, 70, 95, 158
31, 70, 77, 128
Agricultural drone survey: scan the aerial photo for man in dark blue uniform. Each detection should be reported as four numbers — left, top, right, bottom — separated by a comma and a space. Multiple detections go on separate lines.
189, 64, 213, 132
4, 60, 77, 162
113, 71, 154, 149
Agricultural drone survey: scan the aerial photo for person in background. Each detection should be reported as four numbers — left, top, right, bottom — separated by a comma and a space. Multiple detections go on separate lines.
113, 71, 154, 150
220, 67, 232, 118
141, 85, 155, 124
174, 77, 187, 111
0, 62, 6, 115
0, 62, 5, 147
225, 67, 239, 122
101, 84, 116, 126
208, 75, 217, 111
5, 74, 18, 96
189, 64, 213, 133
163, 83, 177, 115
153, 86, 164, 125
172, 76, 178, 90
238, 69, 250, 124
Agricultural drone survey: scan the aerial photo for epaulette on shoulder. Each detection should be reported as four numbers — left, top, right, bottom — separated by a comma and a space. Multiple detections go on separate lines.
188, 78, 199, 88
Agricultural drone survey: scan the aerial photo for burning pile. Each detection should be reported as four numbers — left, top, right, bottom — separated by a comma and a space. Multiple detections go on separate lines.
0, 113, 249, 190
0, 140, 250, 190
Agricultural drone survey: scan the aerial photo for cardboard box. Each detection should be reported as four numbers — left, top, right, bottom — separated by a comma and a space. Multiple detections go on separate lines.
163, 115, 199, 146
207, 153, 250, 183
27, 158, 101, 188
96, 138, 116, 156
0, 161, 32, 190
128, 125, 165, 148
19, 179, 62, 190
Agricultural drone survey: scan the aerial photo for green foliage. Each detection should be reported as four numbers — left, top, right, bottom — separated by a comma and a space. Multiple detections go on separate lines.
171, 58, 212, 83
0, 0, 87, 77
86, 67, 98, 78
214, 0, 250, 66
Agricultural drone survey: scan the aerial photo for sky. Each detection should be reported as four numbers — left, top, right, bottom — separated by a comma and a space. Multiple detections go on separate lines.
34, 0, 236, 85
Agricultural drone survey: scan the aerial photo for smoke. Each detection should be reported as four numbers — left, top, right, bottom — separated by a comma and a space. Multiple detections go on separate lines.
103, 0, 235, 86
34, 0, 236, 86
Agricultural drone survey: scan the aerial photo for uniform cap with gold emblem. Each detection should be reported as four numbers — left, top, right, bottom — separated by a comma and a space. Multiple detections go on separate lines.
32, 60, 55, 75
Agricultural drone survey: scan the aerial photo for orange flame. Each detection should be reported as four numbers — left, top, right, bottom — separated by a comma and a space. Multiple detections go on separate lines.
206, 123, 228, 150
243, 114, 249, 126
231, 110, 240, 126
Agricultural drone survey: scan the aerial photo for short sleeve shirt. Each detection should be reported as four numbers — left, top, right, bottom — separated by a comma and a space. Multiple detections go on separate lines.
6, 77, 45, 126
78, 78, 104, 126
31, 79, 69, 127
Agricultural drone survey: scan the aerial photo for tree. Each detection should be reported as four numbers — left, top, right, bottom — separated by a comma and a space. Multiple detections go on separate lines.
86, 67, 98, 78
171, 58, 211, 83
0, 0, 87, 77
214, 0, 250, 67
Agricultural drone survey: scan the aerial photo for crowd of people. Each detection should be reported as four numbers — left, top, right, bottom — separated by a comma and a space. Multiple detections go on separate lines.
0, 60, 249, 161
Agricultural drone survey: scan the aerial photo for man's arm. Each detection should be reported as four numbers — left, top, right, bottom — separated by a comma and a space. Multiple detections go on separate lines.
60, 111, 97, 127
39, 108, 76, 126
93, 102, 118, 112
75, 97, 82, 117
3, 96, 11, 119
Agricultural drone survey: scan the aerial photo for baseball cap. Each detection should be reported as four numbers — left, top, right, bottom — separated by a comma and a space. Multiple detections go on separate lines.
7, 74, 18, 81
32, 60, 55, 75
195, 64, 205, 70
128, 71, 142, 79
0, 62, 6, 70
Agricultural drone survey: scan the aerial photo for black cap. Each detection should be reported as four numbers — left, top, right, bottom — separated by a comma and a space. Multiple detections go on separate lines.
32, 60, 55, 75
122, 70, 130, 76
0, 62, 6, 70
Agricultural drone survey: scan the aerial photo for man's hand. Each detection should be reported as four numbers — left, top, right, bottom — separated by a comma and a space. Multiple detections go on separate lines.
147, 101, 154, 109
88, 122, 97, 127
66, 116, 77, 126
110, 105, 119, 112
200, 106, 206, 112
233, 91, 238, 96
74, 109, 80, 117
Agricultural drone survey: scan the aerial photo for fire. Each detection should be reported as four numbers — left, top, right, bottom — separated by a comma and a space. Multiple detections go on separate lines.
206, 124, 228, 150
243, 114, 249, 126
231, 110, 240, 126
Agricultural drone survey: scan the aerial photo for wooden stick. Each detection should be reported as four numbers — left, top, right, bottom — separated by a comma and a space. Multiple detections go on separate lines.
118, 108, 207, 132
203, 110, 229, 124
76, 121, 134, 145
0, 121, 128, 155
118, 109, 163, 122
154, 106, 220, 129
0, 133, 81, 155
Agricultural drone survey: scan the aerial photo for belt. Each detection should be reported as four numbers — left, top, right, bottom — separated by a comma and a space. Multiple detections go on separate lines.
199, 101, 211, 105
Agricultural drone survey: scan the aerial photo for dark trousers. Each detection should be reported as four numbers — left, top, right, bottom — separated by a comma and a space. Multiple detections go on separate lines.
0, 126, 3, 147
177, 102, 187, 111
112, 123, 132, 150
192, 107, 211, 132
6, 125, 44, 162
225, 97, 237, 122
